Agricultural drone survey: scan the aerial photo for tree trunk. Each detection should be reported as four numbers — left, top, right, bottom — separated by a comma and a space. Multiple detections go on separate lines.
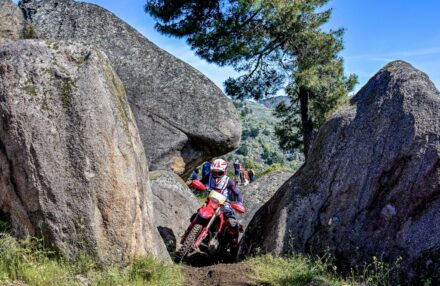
299, 86, 313, 160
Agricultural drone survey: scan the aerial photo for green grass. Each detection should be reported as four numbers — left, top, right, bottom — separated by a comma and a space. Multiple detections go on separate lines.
0, 234, 183, 286
246, 254, 351, 286
258, 163, 294, 179
246, 253, 406, 286
0, 228, 410, 286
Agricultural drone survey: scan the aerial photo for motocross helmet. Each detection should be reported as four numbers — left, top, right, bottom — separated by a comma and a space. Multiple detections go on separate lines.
211, 159, 228, 181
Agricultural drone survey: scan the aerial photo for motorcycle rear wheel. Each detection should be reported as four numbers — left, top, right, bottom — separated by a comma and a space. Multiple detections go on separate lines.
175, 224, 203, 263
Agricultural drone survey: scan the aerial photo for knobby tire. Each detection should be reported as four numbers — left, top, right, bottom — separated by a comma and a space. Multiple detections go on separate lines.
176, 224, 203, 263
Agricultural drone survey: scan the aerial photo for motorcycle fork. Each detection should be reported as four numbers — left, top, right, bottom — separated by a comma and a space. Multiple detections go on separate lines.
194, 208, 221, 249
218, 210, 225, 233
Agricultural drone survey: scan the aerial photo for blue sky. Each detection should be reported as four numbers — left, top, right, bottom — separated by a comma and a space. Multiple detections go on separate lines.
19, 0, 440, 93
329, 0, 440, 92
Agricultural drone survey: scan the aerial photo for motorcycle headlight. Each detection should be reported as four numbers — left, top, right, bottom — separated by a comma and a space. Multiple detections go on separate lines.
211, 198, 219, 204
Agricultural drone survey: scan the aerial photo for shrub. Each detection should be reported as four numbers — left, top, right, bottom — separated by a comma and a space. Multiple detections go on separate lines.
262, 129, 271, 136
242, 126, 260, 139
244, 158, 256, 170
236, 144, 249, 156
248, 126, 260, 138
233, 101, 244, 109
261, 163, 283, 176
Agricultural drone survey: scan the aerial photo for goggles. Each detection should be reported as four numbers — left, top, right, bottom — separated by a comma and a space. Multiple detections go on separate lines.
212, 170, 225, 178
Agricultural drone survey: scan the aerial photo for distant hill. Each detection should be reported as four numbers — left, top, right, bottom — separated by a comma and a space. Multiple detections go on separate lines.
260, 96, 291, 109
224, 100, 303, 177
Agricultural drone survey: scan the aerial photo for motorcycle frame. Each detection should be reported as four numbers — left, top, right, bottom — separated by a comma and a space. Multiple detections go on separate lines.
182, 197, 227, 251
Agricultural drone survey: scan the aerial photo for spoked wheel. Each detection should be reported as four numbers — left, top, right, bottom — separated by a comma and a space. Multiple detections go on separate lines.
175, 224, 203, 263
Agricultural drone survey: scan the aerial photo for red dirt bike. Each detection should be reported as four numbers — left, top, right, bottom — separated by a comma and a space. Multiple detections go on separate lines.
176, 190, 246, 263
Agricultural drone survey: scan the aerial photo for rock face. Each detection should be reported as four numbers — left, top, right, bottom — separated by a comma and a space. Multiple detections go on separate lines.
238, 171, 291, 230
150, 171, 200, 254
0, 0, 24, 46
19, 0, 241, 178
239, 61, 440, 283
0, 40, 168, 262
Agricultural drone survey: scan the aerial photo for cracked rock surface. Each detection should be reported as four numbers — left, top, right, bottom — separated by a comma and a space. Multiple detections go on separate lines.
19, 0, 241, 178
239, 61, 440, 283
0, 40, 169, 263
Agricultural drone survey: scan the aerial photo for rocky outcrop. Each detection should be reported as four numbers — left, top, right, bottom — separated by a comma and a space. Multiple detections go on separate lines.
150, 171, 200, 254
238, 171, 291, 230
239, 61, 440, 283
0, 0, 24, 46
19, 0, 241, 178
0, 40, 169, 262
260, 96, 291, 109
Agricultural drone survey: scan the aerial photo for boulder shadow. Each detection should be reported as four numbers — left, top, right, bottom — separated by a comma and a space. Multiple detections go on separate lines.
157, 226, 176, 255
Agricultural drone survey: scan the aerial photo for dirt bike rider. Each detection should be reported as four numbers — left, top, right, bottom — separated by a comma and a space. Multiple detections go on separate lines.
208, 158, 243, 256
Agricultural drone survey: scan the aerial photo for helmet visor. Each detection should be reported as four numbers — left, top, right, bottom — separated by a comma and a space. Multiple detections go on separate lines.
212, 170, 225, 178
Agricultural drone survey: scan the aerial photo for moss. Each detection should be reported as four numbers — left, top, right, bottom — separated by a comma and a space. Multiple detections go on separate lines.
21, 78, 38, 96
44, 63, 77, 111
101, 60, 131, 136
41, 93, 52, 115
61, 77, 77, 109
44, 67, 56, 77
47, 41, 60, 50
21, 85, 38, 96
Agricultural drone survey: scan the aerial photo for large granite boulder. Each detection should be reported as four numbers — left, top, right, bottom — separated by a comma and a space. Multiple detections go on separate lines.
239, 61, 440, 283
238, 171, 291, 230
19, 0, 241, 178
0, 40, 169, 262
0, 0, 25, 46
150, 171, 200, 254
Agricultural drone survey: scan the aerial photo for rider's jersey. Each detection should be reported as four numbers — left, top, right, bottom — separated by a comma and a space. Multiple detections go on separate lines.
208, 175, 243, 204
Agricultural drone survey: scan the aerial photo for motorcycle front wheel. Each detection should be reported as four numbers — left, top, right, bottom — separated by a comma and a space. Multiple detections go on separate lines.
175, 224, 203, 263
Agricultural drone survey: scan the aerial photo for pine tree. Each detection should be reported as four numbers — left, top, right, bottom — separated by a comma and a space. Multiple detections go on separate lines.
146, 0, 356, 159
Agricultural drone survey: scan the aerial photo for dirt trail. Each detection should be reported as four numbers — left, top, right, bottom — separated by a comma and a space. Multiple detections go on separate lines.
182, 263, 257, 286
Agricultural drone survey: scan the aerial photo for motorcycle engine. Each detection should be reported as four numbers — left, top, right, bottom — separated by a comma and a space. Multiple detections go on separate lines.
208, 237, 219, 255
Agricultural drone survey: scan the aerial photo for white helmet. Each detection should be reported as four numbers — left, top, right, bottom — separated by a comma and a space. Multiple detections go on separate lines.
211, 159, 228, 179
